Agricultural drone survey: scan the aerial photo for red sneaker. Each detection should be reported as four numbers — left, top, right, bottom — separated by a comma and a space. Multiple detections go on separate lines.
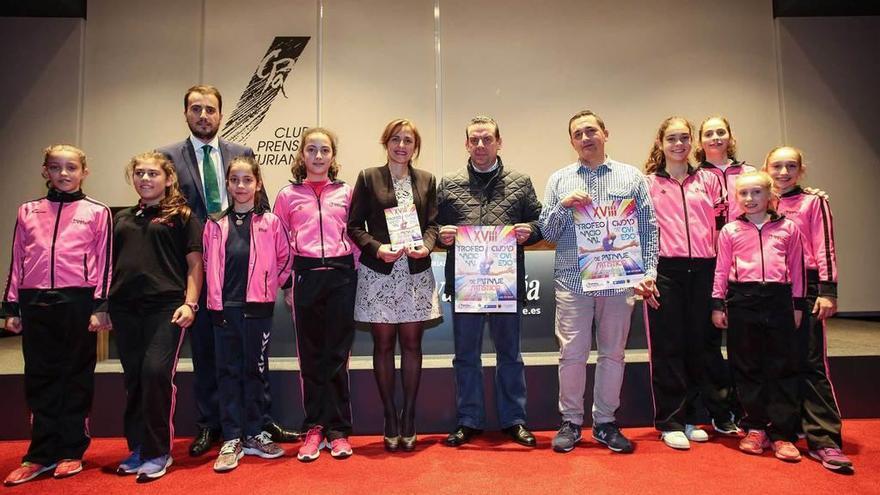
738, 430, 770, 455
53, 459, 83, 478
3, 462, 55, 486
773, 440, 802, 462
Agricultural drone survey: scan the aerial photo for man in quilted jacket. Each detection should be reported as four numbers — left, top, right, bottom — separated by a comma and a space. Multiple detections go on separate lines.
437, 116, 543, 448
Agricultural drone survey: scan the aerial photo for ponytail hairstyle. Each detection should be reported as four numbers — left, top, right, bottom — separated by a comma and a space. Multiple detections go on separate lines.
125, 151, 192, 224
291, 127, 340, 181
694, 115, 738, 163
226, 154, 268, 211
644, 116, 693, 175
42, 144, 87, 189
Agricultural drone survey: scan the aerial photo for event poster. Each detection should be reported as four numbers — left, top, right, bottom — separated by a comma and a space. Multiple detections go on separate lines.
454, 226, 517, 313
385, 204, 423, 251
573, 199, 645, 291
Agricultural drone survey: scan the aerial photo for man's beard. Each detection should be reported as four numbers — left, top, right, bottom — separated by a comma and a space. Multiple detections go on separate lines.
190, 123, 218, 141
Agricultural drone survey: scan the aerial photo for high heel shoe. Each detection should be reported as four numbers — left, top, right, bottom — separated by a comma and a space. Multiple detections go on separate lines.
383, 413, 400, 452
400, 409, 417, 452
384, 435, 401, 452
400, 433, 417, 452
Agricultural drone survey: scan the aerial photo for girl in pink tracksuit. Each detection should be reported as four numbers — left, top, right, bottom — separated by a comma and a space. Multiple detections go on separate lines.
643, 117, 739, 450
694, 116, 757, 223
273, 127, 357, 462
203, 156, 291, 472
2, 145, 112, 485
711, 171, 806, 462
763, 146, 851, 471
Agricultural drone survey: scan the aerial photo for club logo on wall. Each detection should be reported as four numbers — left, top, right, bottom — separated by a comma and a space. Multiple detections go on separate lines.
222, 36, 311, 166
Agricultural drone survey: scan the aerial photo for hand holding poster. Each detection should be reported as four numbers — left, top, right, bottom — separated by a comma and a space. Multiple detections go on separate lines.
454, 226, 517, 313
384, 204, 423, 250
573, 199, 645, 292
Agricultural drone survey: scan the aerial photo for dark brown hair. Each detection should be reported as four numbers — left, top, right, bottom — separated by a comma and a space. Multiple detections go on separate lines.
226, 155, 268, 210
291, 127, 340, 181
465, 115, 501, 140
568, 110, 606, 135
184, 85, 223, 112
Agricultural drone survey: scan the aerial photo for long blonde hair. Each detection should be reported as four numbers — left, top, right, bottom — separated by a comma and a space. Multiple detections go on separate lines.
125, 151, 192, 224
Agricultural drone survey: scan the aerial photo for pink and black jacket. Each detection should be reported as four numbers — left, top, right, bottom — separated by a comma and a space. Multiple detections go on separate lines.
203, 205, 292, 313
777, 186, 837, 298
699, 161, 757, 224
646, 167, 724, 259
273, 180, 355, 271
711, 212, 807, 311
3, 189, 113, 316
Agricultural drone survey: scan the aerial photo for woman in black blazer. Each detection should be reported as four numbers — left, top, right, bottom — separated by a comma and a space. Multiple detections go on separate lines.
347, 119, 440, 452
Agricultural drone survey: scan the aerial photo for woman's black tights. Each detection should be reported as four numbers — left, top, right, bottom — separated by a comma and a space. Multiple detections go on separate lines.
371, 322, 425, 437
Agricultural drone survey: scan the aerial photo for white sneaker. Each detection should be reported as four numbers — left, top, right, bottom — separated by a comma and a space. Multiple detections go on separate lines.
660, 430, 690, 450
685, 424, 709, 442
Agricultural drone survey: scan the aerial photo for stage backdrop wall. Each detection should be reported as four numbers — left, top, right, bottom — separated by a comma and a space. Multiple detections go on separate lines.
0, 1, 878, 313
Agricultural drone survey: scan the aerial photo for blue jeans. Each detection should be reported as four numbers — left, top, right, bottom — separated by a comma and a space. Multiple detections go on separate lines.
452, 309, 527, 429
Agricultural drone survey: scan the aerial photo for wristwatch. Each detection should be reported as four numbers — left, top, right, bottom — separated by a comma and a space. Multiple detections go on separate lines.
185, 302, 200, 312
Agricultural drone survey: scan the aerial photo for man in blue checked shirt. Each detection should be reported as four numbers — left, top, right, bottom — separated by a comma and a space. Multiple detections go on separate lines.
539, 109, 659, 454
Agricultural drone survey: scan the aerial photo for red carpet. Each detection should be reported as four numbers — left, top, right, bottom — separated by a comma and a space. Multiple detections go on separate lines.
2, 420, 877, 494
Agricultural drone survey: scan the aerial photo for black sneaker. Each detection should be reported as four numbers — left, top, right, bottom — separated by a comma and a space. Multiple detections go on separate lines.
592, 422, 634, 453
712, 412, 742, 436
552, 421, 582, 453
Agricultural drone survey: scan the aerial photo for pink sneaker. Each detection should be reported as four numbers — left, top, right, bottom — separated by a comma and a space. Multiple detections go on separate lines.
329, 437, 353, 459
809, 447, 853, 471
772, 440, 802, 462
739, 430, 770, 455
297, 426, 324, 462
4, 462, 55, 486
53, 459, 83, 478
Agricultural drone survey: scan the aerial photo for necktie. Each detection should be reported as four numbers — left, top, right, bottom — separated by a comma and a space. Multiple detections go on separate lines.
202, 145, 222, 214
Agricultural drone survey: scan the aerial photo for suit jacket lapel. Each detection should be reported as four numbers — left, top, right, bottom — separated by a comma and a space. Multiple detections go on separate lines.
219, 139, 233, 173
182, 139, 207, 208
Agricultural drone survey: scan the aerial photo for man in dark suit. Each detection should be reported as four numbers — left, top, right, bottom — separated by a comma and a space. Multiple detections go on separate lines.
157, 85, 296, 457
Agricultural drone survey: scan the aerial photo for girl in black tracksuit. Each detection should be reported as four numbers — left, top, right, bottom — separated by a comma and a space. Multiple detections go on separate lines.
109, 151, 203, 482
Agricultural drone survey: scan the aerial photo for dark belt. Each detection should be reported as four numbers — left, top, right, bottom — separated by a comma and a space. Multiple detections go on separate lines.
293, 254, 355, 271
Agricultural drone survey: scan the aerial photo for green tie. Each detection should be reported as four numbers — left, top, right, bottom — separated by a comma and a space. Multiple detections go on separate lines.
202, 145, 222, 214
